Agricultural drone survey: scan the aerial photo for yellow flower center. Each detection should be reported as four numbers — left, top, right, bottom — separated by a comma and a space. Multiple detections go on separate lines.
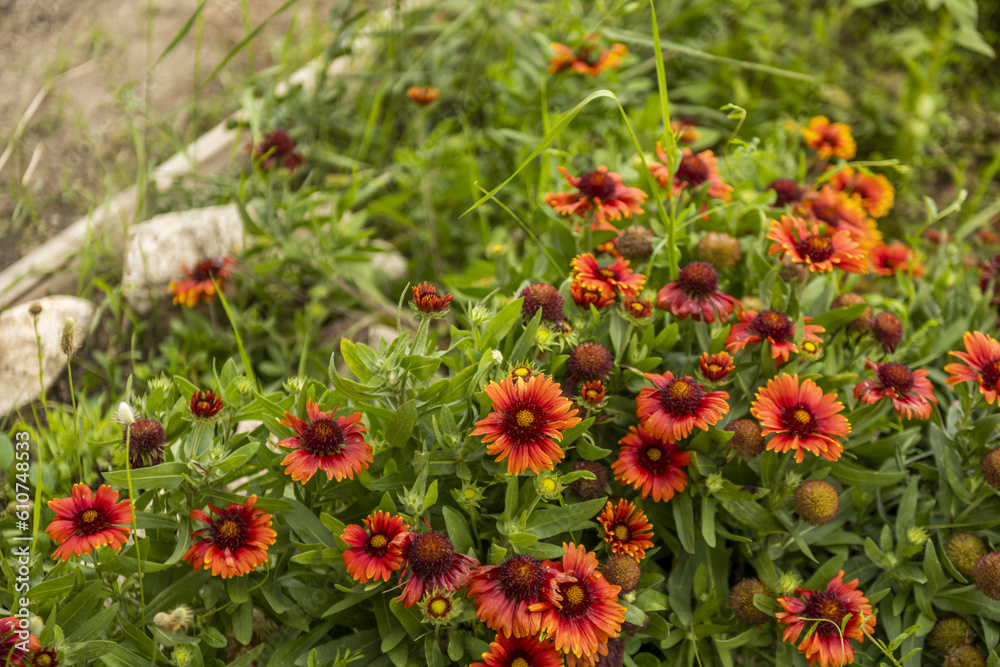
81, 509, 98, 524
565, 584, 585, 606
821, 598, 841, 618
370, 534, 388, 549
541, 478, 558, 493
803, 342, 818, 353
36, 656, 52, 667
600, 268, 617, 279
708, 364, 722, 373
670, 380, 692, 398
646, 447, 662, 462
218, 520, 240, 538
516, 410, 535, 427
792, 409, 812, 425
513, 367, 530, 377
613, 524, 630, 541
631, 303, 644, 314
428, 598, 450, 617
512, 659, 529, 667
586, 390, 599, 401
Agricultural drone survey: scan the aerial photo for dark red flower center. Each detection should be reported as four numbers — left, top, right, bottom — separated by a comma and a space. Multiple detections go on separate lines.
676, 152, 710, 185
811, 204, 839, 226
303, 418, 346, 456
677, 262, 720, 297
658, 377, 706, 416
979, 358, 1000, 388
795, 235, 835, 262
407, 531, 456, 577
210, 512, 249, 550
191, 390, 223, 418
497, 554, 545, 600
75, 507, 108, 535
503, 401, 545, 443
750, 310, 794, 341
610, 522, 631, 542
190, 259, 225, 282
876, 362, 914, 394
640, 443, 670, 475
577, 170, 618, 202
802, 590, 849, 637
780, 405, 816, 435
556, 580, 593, 620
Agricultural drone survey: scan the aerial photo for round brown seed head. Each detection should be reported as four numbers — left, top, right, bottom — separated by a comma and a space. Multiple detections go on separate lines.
830, 292, 872, 333
569, 461, 608, 500
520, 282, 565, 324
981, 447, 1000, 490
927, 617, 976, 655
615, 226, 655, 261
696, 232, 742, 269
942, 645, 987, 667
947, 533, 988, 578
728, 578, 774, 626
601, 553, 641, 594
567, 342, 614, 382
793, 480, 840, 526
972, 551, 1000, 600
724, 418, 766, 459
870, 312, 903, 353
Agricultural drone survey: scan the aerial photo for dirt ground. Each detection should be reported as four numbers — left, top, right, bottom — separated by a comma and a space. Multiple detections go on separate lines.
0, 0, 340, 271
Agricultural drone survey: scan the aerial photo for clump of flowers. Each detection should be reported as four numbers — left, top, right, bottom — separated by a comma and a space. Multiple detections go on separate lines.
801, 116, 856, 160
549, 34, 627, 77
46, 484, 133, 561
467, 553, 566, 638
251, 130, 304, 172
829, 166, 895, 218
471, 373, 581, 474
183, 495, 276, 579
168, 256, 236, 308
657, 261, 741, 323
776, 570, 876, 666
726, 309, 824, 365
597, 499, 654, 561
398, 530, 479, 608
853, 359, 937, 419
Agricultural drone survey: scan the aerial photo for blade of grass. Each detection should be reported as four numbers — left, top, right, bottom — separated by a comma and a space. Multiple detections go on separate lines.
649, 0, 677, 278
198, 0, 302, 92
150, 0, 208, 71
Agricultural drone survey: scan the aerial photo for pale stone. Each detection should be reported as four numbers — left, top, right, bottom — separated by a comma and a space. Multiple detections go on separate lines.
122, 205, 243, 312
0, 296, 95, 415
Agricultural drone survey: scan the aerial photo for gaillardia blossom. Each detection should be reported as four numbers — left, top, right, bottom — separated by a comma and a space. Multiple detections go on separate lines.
190, 389, 223, 419
549, 34, 627, 77
766, 215, 867, 273
471, 373, 582, 474
30, 646, 59, 667
122, 417, 167, 468
471, 634, 564, 667
531, 543, 626, 663
277, 399, 372, 484
570, 279, 616, 311
406, 86, 439, 106
830, 166, 895, 218
613, 424, 692, 502
545, 166, 647, 231
798, 185, 881, 251
597, 499, 654, 561
657, 261, 741, 322
571, 253, 645, 297
854, 359, 937, 419
776, 570, 876, 667
635, 372, 729, 443
725, 309, 825, 365
410, 282, 454, 315
251, 129, 305, 172
801, 116, 857, 160
168, 256, 236, 308
869, 241, 924, 277
622, 295, 653, 320
340, 510, 410, 583
183, 495, 276, 578
699, 351, 736, 384
0, 617, 38, 667
944, 331, 1000, 404
650, 145, 732, 201
467, 553, 568, 638
751, 374, 851, 463
398, 530, 479, 608
46, 484, 133, 561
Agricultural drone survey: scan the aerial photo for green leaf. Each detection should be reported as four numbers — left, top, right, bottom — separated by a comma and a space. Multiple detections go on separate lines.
385, 401, 417, 448
481, 299, 524, 350
829, 462, 906, 488
673, 493, 696, 554
526, 496, 607, 539
67, 602, 119, 642
808, 304, 868, 330
443, 506, 475, 554
102, 462, 187, 490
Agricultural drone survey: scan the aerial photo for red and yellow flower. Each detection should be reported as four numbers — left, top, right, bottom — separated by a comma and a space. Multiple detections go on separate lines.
45, 484, 133, 561
579, 380, 607, 409
471, 634, 564, 667
699, 351, 735, 384
801, 116, 856, 160
598, 499, 654, 561
869, 242, 924, 278
613, 424, 692, 502
546, 167, 647, 231
406, 86, 439, 106
725, 309, 825, 365
0, 617, 38, 667
250, 130, 304, 172
471, 373, 582, 474
570, 279, 616, 310
549, 34, 627, 77
410, 282, 454, 314
636, 372, 729, 443
650, 145, 732, 201
571, 253, 645, 297
829, 166, 895, 218
945, 331, 1000, 404
168, 256, 236, 308
530, 543, 626, 663
766, 215, 868, 274
854, 359, 937, 420
190, 389, 223, 419
183, 495, 276, 578
29, 646, 59, 667
776, 570, 876, 666
467, 554, 569, 638
798, 186, 881, 251
751, 374, 851, 463
657, 261, 741, 323
622, 295, 653, 320
341, 510, 410, 584
276, 399, 373, 484
398, 530, 479, 608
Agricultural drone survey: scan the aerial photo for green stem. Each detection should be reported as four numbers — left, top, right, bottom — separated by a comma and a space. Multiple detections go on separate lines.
213, 277, 256, 387
124, 428, 147, 627
66, 360, 85, 484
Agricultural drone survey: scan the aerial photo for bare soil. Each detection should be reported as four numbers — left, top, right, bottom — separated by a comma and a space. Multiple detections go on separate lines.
0, 0, 339, 271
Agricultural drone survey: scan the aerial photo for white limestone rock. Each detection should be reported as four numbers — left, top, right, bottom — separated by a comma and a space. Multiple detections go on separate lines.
122, 205, 243, 313
0, 296, 95, 415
